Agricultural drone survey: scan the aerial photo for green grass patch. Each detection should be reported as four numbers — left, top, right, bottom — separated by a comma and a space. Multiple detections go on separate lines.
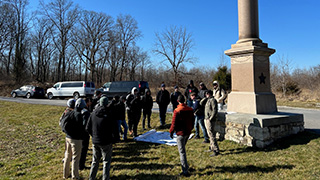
1, 100, 320, 179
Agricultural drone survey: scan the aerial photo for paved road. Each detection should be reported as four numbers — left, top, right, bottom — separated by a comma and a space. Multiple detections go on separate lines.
1, 96, 319, 133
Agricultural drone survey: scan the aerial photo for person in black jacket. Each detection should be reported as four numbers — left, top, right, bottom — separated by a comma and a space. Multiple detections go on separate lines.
79, 97, 92, 170
86, 97, 119, 180
141, 89, 153, 130
170, 85, 182, 111
129, 93, 142, 137
156, 83, 170, 127
118, 96, 128, 141
126, 87, 142, 137
63, 98, 86, 180
184, 80, 199, 100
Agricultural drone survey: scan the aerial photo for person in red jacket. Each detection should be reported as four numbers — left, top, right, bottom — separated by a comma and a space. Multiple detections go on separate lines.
169, 95, 195, 177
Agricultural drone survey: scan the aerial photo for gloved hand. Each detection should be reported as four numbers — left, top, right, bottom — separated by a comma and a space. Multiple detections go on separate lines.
170, 133, 174, 139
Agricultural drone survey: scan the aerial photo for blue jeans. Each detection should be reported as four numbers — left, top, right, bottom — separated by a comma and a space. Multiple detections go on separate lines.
194, 115, 209, 141
118, 120, 128, 140
89, 144, 113, 180
159, 105, 168, 126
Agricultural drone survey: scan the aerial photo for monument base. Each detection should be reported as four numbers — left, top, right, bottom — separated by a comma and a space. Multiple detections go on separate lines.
227, 92, 278, 114
215, 112, 304, 148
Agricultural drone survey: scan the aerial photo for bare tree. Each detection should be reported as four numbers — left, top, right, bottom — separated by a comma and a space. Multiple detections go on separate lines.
29, 17, 55, 82
277, 54, 293, 97
115, 14, 142, 81
153, 26, 195, 85
71, 10, 113, 84
7, 0, 32, 83
40, 0, 79, 81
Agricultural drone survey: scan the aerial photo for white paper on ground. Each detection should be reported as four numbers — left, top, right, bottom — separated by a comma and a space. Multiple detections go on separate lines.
133, 129, 194, 146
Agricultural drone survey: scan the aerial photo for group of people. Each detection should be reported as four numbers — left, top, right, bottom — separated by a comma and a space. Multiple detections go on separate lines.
60, 88, 154, 180
168, 80, 226, 177
60, 80, 226, 179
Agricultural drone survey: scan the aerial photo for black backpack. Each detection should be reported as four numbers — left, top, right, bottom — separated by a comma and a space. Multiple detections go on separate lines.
59, 110, 75, 134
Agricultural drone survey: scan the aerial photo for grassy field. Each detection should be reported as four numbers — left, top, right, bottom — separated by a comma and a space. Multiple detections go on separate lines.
1, 100, 320, 180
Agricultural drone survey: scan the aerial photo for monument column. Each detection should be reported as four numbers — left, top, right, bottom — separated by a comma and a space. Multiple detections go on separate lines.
225, 0, 277, 114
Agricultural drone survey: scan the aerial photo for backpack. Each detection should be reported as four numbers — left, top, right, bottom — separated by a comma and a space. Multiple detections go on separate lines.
59, 110, 75, 134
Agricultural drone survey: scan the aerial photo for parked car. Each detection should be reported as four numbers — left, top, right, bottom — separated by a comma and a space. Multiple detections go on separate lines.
98, 81, 149, 99
11, 85, 45, 99
46, 81, 95, 99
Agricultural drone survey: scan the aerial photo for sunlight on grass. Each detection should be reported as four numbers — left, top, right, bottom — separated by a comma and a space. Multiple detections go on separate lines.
1, 100, 320, 179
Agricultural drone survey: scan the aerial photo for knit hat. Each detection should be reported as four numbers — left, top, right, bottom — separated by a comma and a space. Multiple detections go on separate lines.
100, 96, 109, 107
75, 98, 86, 109
174, 85, 178, 89
67, 99, 75, 108
161, 83, 166, 87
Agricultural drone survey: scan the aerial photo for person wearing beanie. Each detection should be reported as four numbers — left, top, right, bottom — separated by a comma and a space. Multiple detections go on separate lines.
184, 80, 199, 101
200, 90, 220, 157
86, 96, 119, 180
169, 95, 195, 177
170, 85, 182, 111
63, 98, 86, 179
156, 83, 170, 127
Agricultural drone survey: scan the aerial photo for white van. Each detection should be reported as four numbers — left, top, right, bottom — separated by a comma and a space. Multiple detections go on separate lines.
46, 81, 95, 99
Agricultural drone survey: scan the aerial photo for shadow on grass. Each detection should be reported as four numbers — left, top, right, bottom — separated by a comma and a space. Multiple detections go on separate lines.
198, 164, 294, 175
112, 173, 178, 180
223, 130, 320, 155
113, 162, 174, 170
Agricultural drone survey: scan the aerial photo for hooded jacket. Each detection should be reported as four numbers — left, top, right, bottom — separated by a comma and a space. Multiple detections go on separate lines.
213, 81, 226, 104
126, 87, 138, 111
66, 107, 86, 140
86, 105, 119, 145
142, 89, 153, 110
185, 80, 199, 99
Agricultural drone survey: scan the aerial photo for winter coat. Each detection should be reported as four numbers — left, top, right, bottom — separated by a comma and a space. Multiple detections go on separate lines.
187, 98, 205, 116
201, 96, 218, 121
170, 91, 182, 108
86, 106, 119, 145
184, 85, 199, 99
141, 89, 153, 110
213, 81, 227, 104
156, 89, 170, 107
66, 107, 86, 140
199, 86, 208, 99
169, 103, 195, 136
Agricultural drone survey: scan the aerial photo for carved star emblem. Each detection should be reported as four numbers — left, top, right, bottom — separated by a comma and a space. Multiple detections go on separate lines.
259, 73, 266, 84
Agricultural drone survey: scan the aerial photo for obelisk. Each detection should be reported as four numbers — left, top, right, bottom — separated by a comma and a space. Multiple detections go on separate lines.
225, 0, 277, 114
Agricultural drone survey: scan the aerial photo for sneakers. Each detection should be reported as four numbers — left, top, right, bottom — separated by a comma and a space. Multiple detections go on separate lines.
194, 136, 200, 139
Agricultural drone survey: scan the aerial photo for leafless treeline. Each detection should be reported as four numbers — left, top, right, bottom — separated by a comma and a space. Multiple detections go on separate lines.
0, 0, 147, 86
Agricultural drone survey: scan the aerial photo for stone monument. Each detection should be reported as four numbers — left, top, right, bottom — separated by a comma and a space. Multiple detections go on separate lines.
224, 0, 277, 114
213, 0, 304, 148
